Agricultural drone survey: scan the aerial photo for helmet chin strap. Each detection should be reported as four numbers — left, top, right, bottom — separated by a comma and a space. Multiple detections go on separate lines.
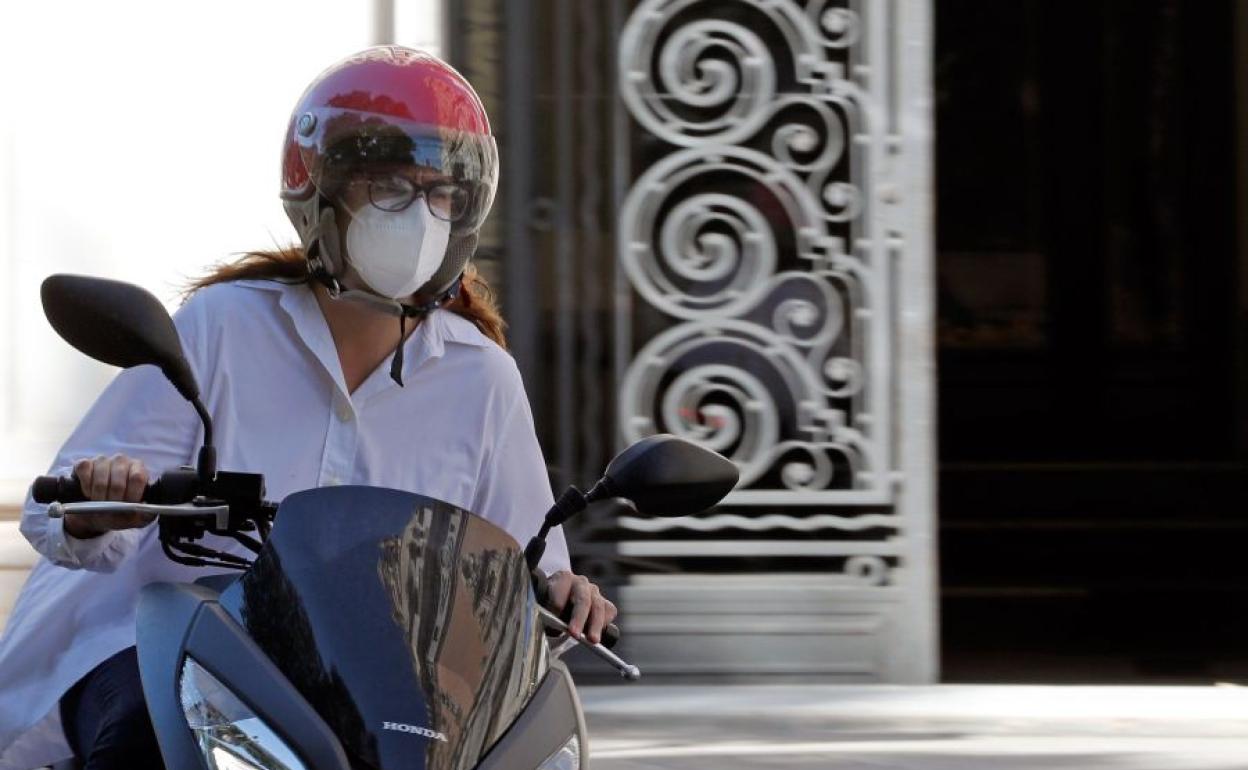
326, 275, 464, 387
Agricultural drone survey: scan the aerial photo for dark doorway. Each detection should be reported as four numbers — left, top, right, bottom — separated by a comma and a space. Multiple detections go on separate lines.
937, 0, 1248, 681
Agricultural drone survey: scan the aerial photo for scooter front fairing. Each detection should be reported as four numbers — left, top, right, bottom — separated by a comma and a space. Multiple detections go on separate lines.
138, 486, 583, 770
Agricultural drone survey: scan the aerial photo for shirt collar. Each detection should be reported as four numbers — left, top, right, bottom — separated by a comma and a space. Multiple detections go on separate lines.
233, 279, 492, 400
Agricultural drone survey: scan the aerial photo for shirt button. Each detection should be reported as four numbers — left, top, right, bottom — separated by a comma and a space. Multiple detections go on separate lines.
326, 476, 342, 487
335, 400, 353, 422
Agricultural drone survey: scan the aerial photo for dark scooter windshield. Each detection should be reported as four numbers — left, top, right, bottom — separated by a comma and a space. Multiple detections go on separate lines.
217, 486, 547, 770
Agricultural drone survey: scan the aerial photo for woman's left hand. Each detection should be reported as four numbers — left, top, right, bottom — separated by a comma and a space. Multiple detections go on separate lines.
545, 571, 617, 644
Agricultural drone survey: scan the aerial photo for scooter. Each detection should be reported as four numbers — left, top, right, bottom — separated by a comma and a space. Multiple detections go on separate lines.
31, 274, 739, 770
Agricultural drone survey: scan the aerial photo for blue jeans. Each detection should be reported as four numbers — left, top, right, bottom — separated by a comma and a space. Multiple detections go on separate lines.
59, 647, 164, 770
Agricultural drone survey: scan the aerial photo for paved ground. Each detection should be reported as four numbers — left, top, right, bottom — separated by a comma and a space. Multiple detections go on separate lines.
580, 684, 1248, 769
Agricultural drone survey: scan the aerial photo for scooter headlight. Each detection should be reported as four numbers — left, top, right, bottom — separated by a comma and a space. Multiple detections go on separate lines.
179, 656, 308, 770
536, 734, 580, 770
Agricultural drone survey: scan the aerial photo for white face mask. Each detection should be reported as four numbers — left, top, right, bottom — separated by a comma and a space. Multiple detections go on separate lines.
344, 201, 451, 299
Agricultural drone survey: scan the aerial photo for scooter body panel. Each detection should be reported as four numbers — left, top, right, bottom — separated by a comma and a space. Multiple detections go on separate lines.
136, 581, 351, 769
476, 660, 589, 770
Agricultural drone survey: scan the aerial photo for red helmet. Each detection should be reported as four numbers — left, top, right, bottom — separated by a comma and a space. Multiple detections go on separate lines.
280, 46, 498, 299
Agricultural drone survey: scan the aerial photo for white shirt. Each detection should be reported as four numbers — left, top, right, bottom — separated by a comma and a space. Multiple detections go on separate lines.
0, 279, 568, 769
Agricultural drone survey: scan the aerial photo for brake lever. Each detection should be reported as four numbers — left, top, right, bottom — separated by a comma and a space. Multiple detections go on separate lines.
538, 606, 640, 680
48, 501, 232, 530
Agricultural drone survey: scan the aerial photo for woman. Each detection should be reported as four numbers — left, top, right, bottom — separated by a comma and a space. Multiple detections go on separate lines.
0, 46, 615, 770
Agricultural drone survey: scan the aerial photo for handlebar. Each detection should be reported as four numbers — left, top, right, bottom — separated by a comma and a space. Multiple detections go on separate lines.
32, 469, 200, 506
32, 469, 275, 571
531, 569, 620, 650
36, 473, 622, 646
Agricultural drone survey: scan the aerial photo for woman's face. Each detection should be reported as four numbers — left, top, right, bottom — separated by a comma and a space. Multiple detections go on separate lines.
331, 164, 460, 303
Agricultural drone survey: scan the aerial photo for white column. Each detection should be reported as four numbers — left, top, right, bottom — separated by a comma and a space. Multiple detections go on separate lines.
395, 0, 444, 56
895, 0, 939, 683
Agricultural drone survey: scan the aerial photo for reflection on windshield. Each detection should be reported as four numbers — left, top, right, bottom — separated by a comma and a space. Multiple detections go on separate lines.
222, 488, 546, 770
378, 505, 546, 770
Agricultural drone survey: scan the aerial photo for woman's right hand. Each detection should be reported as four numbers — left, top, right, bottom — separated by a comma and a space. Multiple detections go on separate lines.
64, 454, 155, 539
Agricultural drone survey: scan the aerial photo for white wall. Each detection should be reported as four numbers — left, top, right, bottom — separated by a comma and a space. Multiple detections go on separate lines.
0, 1, 442, 503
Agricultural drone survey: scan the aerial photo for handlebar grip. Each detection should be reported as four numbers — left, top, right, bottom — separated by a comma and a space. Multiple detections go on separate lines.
560, 608, 619, 650
531, 569, 621, 649
599, 622, 622, 650
31, 475, 88, 504
30, 472, 194, 506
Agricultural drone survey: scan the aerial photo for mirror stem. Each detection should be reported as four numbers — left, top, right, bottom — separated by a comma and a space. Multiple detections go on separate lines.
584, 477, 618, 504
524, 524, 550, 572
524, 486, 590, 571
191, 397, 216, 484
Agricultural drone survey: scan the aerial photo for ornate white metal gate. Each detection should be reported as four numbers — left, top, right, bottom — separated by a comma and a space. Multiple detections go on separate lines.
445, 0, 935, 681
612, 0, 936, 681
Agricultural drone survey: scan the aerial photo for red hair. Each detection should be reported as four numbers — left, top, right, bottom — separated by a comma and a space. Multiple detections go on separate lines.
184, 246, 507, 348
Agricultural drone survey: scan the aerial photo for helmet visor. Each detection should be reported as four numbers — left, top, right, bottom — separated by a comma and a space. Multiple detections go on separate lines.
292, 107, 498, 234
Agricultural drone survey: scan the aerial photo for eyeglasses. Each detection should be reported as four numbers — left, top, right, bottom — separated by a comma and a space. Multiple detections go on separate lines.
344, 175, 471, 222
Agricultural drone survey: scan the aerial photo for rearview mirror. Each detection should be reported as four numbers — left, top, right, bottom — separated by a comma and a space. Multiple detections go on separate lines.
602, 434, 739, 517
41, 274, 200, 403
41, 274, 216, 482
523, 434, 739, 570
